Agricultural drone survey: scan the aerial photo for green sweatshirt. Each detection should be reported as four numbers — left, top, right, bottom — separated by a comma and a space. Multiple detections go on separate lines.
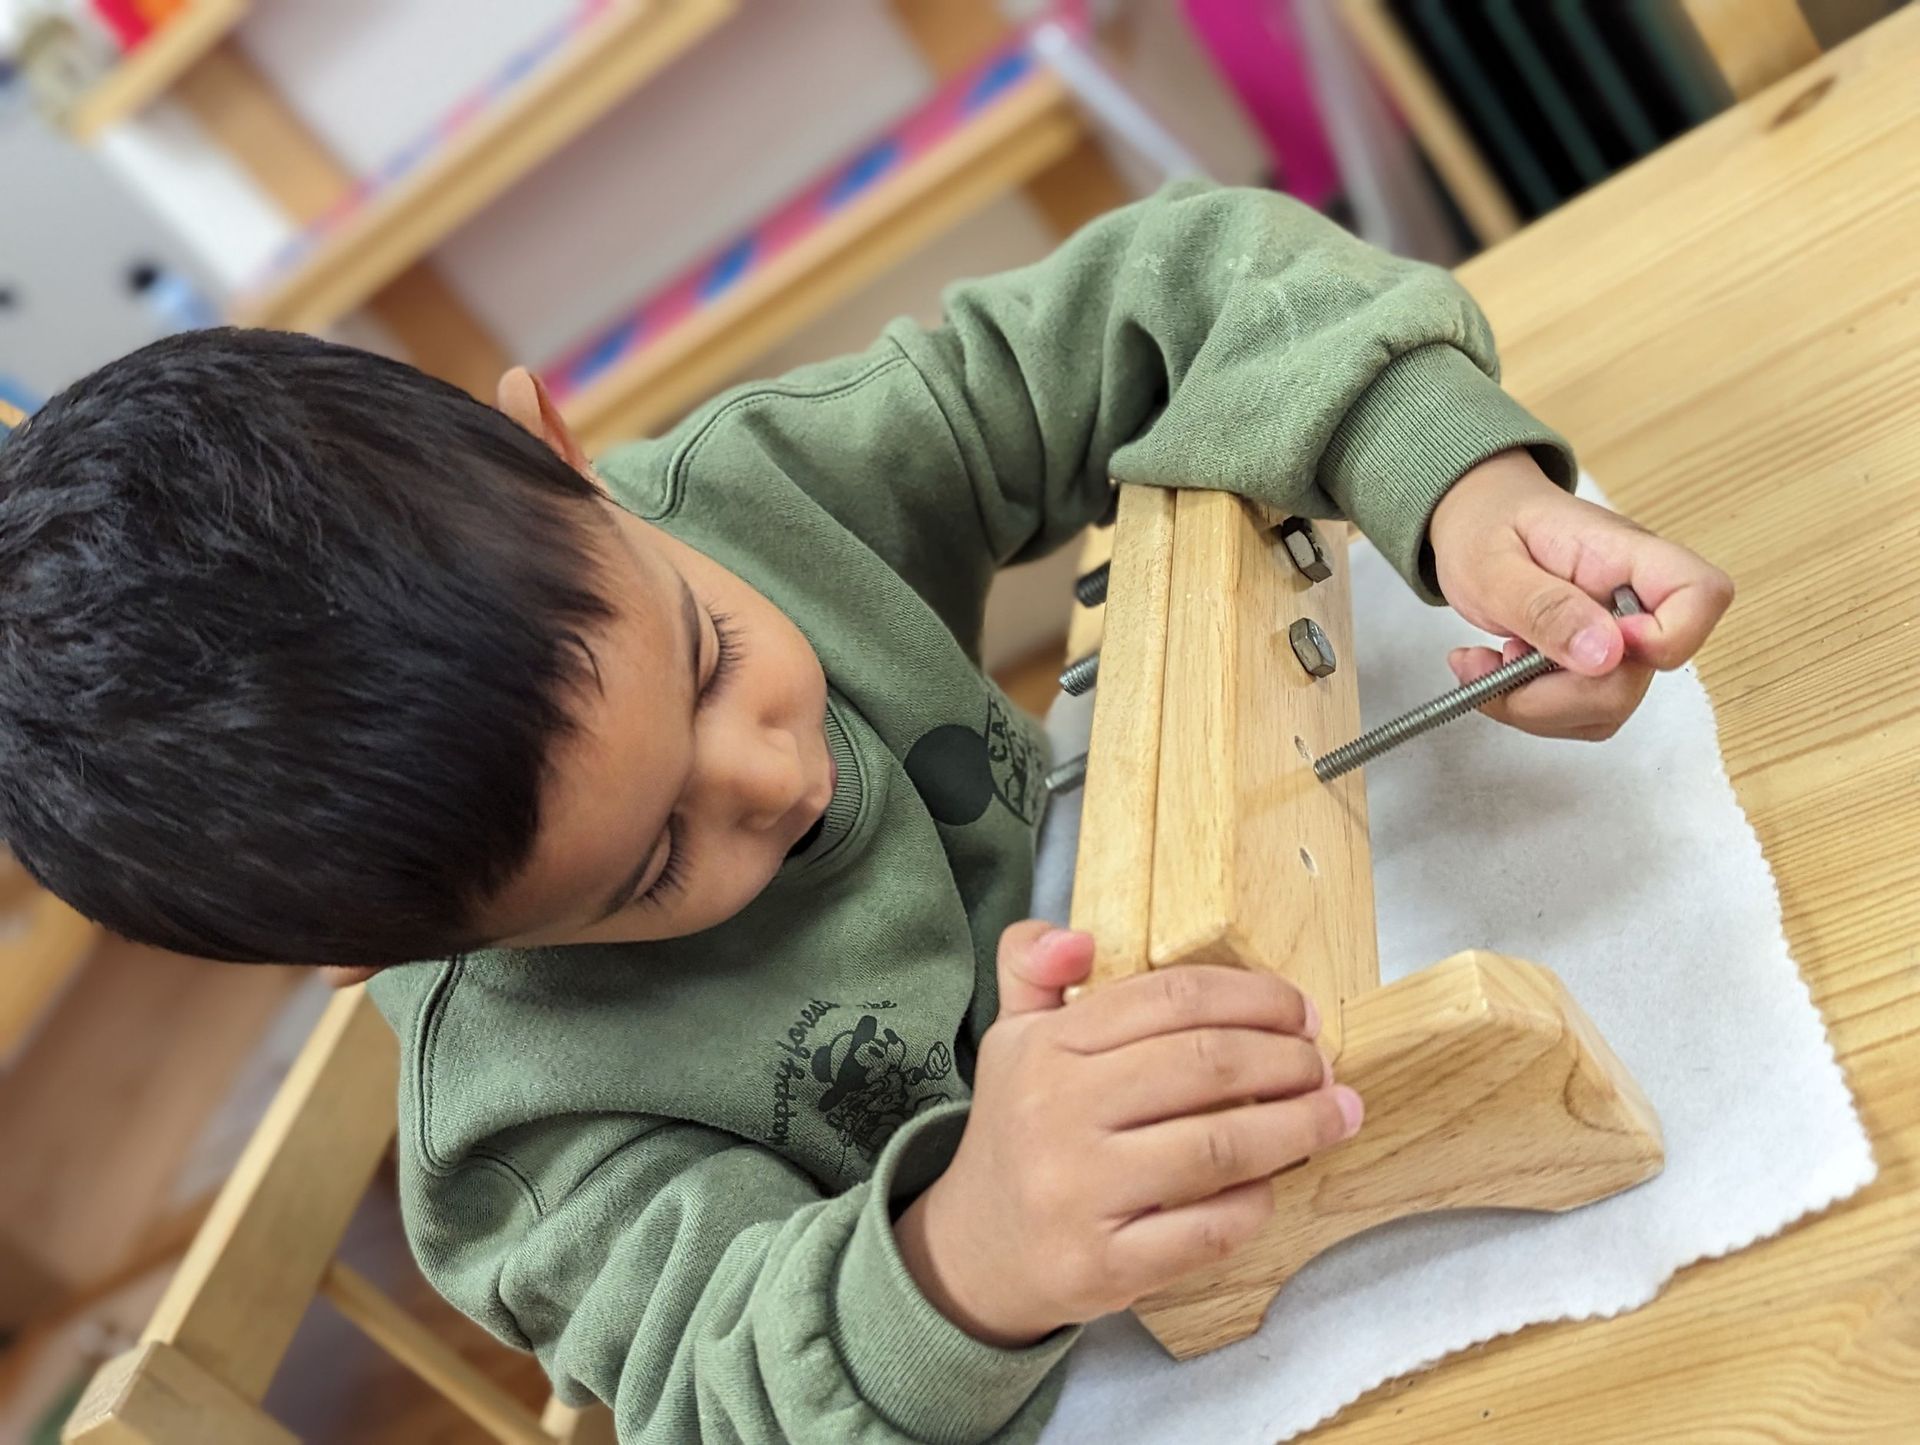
369, 182, 1573, 1444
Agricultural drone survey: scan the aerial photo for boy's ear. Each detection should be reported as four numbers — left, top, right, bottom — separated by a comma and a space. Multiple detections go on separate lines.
495, 366, 594, 478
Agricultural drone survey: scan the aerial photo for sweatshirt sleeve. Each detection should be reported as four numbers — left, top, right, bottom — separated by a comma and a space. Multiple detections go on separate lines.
888, 178, 1575, 602
453, 1103, 1071, 1444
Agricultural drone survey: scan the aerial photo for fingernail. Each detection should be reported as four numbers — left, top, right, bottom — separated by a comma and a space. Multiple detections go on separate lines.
1570, 625, 1612, 670
1302, 996, 1321, 1039
1334, 1086, 1364, 1137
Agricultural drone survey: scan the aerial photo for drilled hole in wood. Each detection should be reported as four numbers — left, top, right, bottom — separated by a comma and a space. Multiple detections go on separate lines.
1299, 847, 1317, 876
1294, 735, 1311, 760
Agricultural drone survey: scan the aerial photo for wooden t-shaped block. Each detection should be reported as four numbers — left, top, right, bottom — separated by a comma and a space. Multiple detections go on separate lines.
1068, 485, 1663, 1359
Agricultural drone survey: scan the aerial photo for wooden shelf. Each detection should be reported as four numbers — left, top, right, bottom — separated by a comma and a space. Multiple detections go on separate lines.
559, 62, 1087, 451
66, 0, 250, 143
234, 0, 735, 333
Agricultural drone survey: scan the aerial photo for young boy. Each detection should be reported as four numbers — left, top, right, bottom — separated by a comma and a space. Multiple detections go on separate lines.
0, 183, 1729, 1443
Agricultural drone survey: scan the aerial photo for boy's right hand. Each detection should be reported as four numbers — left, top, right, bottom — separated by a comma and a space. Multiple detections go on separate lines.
894, 921, 1361, 1348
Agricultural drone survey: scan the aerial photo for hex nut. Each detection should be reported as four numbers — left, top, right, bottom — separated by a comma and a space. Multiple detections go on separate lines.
1288, 618, 1336, 678
1278, 517, 1332, 582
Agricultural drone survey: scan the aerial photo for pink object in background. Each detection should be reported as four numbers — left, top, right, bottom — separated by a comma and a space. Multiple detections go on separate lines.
1177, 0, 1338, 207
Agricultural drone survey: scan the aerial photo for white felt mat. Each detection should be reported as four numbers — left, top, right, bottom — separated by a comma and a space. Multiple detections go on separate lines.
1028, 480, 1876, 1443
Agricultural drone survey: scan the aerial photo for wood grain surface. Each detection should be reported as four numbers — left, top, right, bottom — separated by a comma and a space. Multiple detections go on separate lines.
1314, 11, 1920, 1439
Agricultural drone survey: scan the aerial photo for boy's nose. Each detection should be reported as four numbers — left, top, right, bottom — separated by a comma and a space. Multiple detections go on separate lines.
721, 733, 807, 832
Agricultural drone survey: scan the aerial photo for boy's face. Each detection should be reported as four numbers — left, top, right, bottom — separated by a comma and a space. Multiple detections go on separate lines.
477, 499, 835, 950
464, 371, 834, 952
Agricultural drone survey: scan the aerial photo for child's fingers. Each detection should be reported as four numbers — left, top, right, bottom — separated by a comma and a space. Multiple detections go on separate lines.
1450, 641, 1653, 739
1472, 542, 1624, 677
1091, 1029, 1329, 1127
995, 922, 1094, 1017
1616, 549, 1735, 670
1060, 966, 1318, 1054
1106, 1087, 1361, 1212
1102, 1177, 1277, 1299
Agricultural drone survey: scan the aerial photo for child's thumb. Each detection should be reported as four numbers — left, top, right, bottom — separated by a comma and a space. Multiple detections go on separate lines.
1483, 551, 1623, 677
996, 922, 1094, 1017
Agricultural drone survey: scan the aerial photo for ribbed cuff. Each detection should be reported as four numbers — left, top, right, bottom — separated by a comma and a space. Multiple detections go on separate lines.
1319, 343, 1577, 602
830, 1103, 1078, 1444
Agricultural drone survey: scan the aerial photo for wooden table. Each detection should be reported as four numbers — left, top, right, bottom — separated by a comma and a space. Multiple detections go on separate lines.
1320, 10, 1920, 1439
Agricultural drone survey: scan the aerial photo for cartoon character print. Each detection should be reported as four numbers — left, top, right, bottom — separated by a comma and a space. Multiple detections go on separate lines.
812, 1013, 954, 1164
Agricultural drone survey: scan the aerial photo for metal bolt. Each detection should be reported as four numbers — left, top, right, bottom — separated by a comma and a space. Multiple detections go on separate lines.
1278, 517, 1332, 582
1075, 561, 1110, 608
1288, 618, 1336, 678
1313, 586, 1647, 782
1060, 651, 1101, 696
1045, 753, 1088, 795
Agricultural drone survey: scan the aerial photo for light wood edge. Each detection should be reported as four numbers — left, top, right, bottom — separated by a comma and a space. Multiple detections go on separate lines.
66, 0, 250, 143
238, 0, 737, 332
0, 399, 24, 428
64, 1339, 296, 1445
1147, 489, 1242, 970
318, 1261, 552, 1445
1147, 495, 1375, 1056
138, 987, 398, 1400
1134, 951, 1665, 1357
564, 70, 1086, 450
1678, 0, 1822, 99
1335, 0, 1521, 244
542, 1397, 620, 1445
1068, 485, 1175, 987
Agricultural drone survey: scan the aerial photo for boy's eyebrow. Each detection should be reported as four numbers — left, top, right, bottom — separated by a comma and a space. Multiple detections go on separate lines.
592, 573, 702, 924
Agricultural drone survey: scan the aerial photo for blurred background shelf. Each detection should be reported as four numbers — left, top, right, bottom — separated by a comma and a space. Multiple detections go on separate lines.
550, 44, 1092, 450
233, 0, 734, 335
63, 0, 248, 142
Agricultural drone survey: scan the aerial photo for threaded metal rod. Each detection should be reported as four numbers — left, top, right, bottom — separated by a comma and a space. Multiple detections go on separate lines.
1060, 651, 1100, 697
1074, 561, 1111, 608
1045, 753, 1088, 795
1314, 586, 1644, 783
1313, 650, 1556, 782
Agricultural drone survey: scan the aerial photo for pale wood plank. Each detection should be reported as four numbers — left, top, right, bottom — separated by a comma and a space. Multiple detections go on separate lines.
235, 0, 737, 333
1680, 0, 1822, 98
1068, 485, 1175, 987
318, 1262, 552, 1445
1312, 9, 1920, 1436
1133, 952, 1662, 1357
140, 988, 398, 1401
1335, 0, 1521, 244
1148, 491, 1375, 1057
63, 1340, 296, 1445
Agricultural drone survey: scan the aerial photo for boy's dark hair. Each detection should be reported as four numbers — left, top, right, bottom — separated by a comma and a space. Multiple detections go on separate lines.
0, 328, 613, 966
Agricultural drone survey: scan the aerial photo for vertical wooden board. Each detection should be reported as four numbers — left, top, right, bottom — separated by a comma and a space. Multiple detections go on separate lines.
141, 988, 398, 1401
1070, 485, 1176, 986
1147, 488, 1241, 969
1150, 492, 1379, 1056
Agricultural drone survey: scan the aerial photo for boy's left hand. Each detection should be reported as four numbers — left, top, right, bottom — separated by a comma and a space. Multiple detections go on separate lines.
1426, 450, 1734, 740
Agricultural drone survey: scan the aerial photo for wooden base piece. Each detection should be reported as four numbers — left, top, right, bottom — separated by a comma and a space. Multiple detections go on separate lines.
1133, 951, 1664, 1359
62, 1341, 295, 1445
